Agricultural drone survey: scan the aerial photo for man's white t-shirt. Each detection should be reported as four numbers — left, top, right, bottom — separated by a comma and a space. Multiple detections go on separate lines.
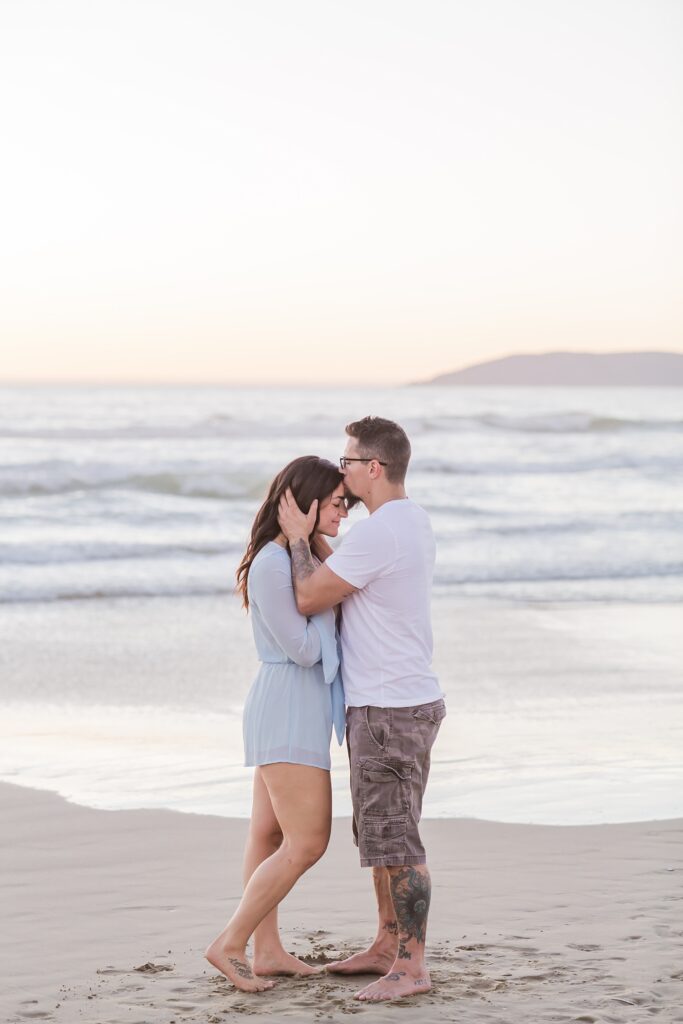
325, 497, 443, 708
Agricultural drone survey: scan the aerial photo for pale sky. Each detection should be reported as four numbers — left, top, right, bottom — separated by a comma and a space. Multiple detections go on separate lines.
1, 0, 681, 385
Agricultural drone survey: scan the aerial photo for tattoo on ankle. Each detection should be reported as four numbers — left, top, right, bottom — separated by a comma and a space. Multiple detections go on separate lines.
386, 971, 407, 982
389, 867, 431, 946
414, 978, 428, 986
397, 940, 412, 960
383, 920, 399, 936
228, 958, 253, 979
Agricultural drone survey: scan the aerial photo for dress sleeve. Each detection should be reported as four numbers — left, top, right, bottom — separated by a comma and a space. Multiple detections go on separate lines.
249, 554, 322, 668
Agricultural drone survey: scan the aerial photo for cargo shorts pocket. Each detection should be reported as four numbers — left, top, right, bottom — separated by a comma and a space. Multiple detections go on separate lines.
411, 699, 447, 726
359, 758, 412, 818
361, 814, 408, 859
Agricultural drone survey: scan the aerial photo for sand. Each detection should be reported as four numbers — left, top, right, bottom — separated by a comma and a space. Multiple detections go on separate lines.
2, 781, 681, 1023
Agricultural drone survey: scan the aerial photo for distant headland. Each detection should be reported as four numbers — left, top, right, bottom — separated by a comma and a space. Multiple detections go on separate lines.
415, 351, 683, 386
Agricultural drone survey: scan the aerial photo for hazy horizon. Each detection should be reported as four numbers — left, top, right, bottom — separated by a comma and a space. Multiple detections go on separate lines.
2, 348, 683, 389
2, 0, 681, 385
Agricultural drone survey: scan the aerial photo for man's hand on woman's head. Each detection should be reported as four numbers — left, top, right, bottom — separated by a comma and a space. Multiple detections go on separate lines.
277, 488, 318, 544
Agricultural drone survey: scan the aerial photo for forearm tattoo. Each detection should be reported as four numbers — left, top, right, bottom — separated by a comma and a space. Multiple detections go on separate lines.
389, 867, 431, 947
290, 538, 316, 597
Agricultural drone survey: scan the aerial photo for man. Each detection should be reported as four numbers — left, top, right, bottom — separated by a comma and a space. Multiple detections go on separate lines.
277, 415, 445, 1003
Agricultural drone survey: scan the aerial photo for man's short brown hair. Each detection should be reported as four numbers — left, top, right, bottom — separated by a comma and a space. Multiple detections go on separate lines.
345, 416, 411, 484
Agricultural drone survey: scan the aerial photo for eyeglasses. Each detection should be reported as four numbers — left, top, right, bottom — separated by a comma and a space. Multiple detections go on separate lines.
339, 456, 387, 469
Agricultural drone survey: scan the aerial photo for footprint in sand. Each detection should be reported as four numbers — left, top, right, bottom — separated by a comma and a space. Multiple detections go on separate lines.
464, 978, 497, 991
133, 961, 174, 973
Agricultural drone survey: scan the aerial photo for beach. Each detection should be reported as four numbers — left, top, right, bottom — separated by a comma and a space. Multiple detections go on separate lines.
2, 384, 682, 1020
3, 781, 681, 1023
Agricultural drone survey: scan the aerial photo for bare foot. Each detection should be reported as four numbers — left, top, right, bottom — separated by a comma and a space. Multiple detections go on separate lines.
355, 969, 431, 1001
204, 942, 275, 993
326, 946, 396, 976
253, 949, 323, 977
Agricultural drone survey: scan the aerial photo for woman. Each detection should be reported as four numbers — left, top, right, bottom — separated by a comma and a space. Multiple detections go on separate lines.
205, 456, 350, 992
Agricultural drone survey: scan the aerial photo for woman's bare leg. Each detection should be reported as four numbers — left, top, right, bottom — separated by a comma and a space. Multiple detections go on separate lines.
245, 769, 321, 976
205, 763, 331, 992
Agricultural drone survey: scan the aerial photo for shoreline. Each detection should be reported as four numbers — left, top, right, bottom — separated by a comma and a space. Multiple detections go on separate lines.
3, 773, 682, 829
2, 585, 683, 609
4, 780, 681, 1022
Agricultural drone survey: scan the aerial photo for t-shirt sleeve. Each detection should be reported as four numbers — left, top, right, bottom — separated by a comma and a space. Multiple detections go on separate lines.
325, 517, 396, 589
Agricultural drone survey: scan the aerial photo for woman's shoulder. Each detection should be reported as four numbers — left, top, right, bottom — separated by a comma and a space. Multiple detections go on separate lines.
253, 541, 289, 562
249, 542, 291, 582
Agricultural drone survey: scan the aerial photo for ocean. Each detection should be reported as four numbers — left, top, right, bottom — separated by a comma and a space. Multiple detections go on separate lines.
1, 384, 682, 824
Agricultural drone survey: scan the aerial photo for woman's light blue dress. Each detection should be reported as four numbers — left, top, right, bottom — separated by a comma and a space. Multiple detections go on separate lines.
242, 541, 345, 771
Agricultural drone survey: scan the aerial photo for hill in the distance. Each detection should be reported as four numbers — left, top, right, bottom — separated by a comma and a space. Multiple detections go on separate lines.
417, 351, 683, 386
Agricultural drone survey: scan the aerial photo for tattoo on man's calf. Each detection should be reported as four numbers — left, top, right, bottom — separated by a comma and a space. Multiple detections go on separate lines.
390, 867, 431, 946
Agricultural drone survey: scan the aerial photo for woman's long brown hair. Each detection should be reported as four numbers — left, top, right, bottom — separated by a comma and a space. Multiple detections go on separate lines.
236, 455, 346, 610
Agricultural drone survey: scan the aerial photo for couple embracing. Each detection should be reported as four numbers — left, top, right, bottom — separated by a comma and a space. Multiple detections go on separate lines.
206, 416, 446, 1003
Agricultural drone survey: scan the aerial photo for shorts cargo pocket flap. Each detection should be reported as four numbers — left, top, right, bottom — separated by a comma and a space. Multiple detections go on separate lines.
359, 758, 412, 818
364, 768, 410, 784
412, 702, 447, 725
360, 759, 413, 783
362, 815, 408, 841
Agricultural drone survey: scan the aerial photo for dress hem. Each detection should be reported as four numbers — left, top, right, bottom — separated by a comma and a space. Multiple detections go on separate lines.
244, 757, 331, 772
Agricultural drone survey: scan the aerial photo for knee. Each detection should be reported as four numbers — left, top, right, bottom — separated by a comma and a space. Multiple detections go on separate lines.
283, 832, 329, 870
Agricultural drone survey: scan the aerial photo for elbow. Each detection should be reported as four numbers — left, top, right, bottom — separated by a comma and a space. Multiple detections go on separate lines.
296, 594, 315, 617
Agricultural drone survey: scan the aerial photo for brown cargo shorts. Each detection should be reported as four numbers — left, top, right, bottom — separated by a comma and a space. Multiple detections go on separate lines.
346, 698, 446, 868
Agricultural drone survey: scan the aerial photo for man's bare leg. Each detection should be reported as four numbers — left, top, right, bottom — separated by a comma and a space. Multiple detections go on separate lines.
355, 864, 432, 1001
326, 867, 399, 974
